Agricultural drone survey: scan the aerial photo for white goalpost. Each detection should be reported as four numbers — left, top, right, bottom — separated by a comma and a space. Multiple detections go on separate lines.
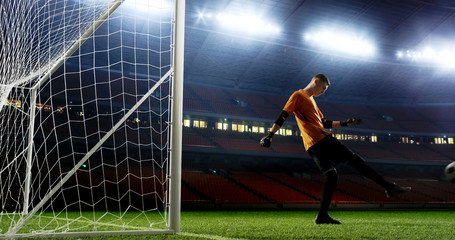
0, 0, 184, 238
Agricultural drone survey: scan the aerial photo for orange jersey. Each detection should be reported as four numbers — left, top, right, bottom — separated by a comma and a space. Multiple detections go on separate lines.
283, 90, 331, 150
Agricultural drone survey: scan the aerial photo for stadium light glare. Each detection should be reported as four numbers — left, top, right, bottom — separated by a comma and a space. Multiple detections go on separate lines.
397, 46, 455, 68
198, 11, 281, 35
422, 47, 436, 58
303, 29, 376, 57
304, 33, 312, 41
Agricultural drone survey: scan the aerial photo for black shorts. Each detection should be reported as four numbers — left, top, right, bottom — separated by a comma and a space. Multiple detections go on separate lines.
307, 135, 358, 173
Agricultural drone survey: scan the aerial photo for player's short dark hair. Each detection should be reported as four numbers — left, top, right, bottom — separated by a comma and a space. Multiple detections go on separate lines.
313, 73, 330, 85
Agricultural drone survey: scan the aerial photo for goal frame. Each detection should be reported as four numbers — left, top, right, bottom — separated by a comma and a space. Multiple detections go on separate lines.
2, 0, 184, 238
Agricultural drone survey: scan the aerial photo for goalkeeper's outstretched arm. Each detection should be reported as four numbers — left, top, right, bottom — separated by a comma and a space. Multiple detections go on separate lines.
260, 110, 289, 148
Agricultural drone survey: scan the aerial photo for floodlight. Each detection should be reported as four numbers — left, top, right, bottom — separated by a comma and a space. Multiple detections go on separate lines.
198, 11, 280, 35
438, 50, 455, 68
304, 33, 312, 41
406, 50, 413, 58
303, 29, 376, 57
422, 47, 435, 58
398, 45, 455, 69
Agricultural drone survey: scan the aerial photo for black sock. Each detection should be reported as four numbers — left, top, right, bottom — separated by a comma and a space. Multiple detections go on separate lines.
319, 169, 338, 217
348, 154, 394, 189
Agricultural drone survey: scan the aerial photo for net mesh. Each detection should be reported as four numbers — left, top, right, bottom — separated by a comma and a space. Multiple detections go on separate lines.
0, 0, 174, 236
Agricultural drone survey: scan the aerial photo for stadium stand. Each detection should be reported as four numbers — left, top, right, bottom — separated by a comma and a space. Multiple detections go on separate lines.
198, 128, 273, 153
181, 184, 205, 203
183, 127, 215, 149
379, 142, 450, 162
262, 172, 365, 204
343, 141, 406, 161
183, 171, 268, 204
187, 84, 256, 117
230, 171, 317, 204
184, 87, 212, 113
426, 144, 455, 160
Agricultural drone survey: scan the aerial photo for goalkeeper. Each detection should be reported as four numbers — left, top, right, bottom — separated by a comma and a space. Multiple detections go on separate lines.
260, 73, 410, 224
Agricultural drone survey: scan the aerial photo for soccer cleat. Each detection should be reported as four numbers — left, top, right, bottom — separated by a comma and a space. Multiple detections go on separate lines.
315, 215, 341, 224
385, 183, 411, 198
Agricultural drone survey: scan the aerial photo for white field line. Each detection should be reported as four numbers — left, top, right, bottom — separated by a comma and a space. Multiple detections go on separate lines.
179, 232, 246, 240
39, 216, 246, 240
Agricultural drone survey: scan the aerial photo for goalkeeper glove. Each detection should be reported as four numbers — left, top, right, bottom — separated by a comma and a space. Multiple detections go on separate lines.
260, 131, 274, 148
340, 118, 362, 127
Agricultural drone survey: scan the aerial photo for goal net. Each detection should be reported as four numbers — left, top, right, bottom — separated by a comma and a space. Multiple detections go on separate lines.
0, 0, 183, 237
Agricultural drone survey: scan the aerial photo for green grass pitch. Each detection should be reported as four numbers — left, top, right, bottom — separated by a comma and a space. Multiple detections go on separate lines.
3, 210, 455, 239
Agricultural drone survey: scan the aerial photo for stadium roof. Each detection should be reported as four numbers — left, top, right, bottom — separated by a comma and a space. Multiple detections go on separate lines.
183, 0, 455, 106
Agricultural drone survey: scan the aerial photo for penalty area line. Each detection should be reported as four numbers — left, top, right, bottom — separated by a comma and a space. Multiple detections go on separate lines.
179, 232, 247, 240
